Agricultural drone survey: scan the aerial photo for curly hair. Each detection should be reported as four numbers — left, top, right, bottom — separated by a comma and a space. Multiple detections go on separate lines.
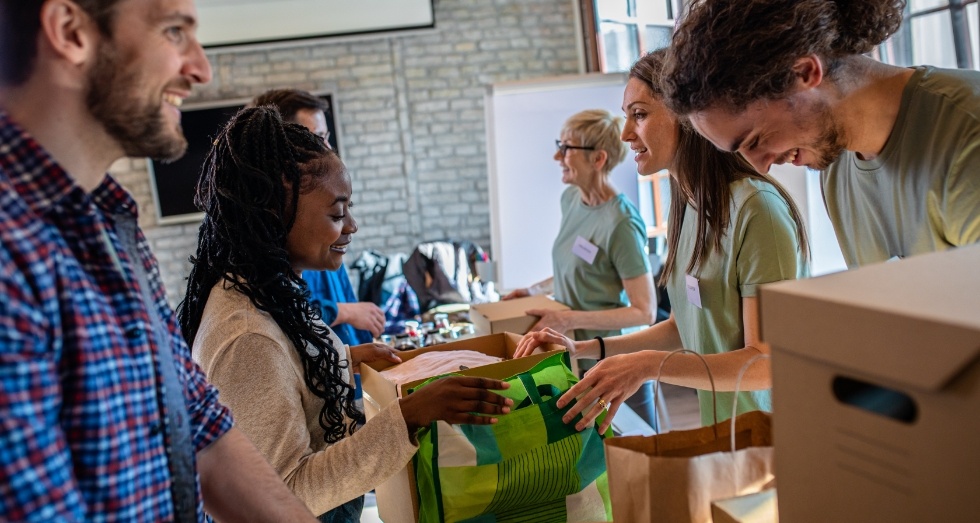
177, 106, 363, 444
664, 0, 906, 114
630, 50, 809, 282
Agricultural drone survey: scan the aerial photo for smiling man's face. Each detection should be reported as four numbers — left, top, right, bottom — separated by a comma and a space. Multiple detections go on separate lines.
85, 0, 212, 161
689, 93, 847, 174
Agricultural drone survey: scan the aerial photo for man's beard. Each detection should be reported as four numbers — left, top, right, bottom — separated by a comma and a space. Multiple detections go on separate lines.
85, 42, 188, 162
804, 103, 847, 171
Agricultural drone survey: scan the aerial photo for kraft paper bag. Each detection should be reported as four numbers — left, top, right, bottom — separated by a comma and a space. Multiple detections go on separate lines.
603, 410, 774, 523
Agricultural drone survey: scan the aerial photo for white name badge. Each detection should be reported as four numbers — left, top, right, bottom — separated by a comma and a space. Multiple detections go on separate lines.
685, 274, 702, 309
572, 236, 599, 265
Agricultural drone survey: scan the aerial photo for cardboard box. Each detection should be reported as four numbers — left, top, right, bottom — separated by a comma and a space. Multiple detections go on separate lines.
469, 295, 570, 335
360, 332, 566, 523
711, 489, 778, 523
759, 245, 980, 523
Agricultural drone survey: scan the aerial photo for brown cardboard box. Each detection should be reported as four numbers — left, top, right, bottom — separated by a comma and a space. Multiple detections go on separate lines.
469, 295, 570, 335
710, 489, 778, 523
360, 332, 566, 523
759, 245, 980, 523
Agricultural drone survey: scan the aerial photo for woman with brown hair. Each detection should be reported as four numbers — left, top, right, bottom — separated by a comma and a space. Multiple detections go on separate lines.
516, 49, 810, 431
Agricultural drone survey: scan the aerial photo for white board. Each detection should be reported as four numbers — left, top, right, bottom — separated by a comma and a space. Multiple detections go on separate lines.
196, 0, 434, 48
485, 73, 642, 291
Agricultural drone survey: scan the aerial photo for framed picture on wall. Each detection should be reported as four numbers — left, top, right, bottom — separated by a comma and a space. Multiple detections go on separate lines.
147, 93, 338, 225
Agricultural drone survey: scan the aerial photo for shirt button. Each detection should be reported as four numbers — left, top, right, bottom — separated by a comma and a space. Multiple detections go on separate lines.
149, 423, 162, 436
125, 326, 145, 339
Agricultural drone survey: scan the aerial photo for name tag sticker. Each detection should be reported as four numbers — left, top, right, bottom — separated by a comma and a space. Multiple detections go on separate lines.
572, 236, 599, 265
685, 274, 702, 309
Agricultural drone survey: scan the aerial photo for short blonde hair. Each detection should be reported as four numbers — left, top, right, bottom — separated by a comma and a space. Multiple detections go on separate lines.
561, 109, 628, 173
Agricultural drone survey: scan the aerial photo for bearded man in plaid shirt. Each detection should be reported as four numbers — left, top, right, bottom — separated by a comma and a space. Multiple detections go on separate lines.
0, 1, 319, 521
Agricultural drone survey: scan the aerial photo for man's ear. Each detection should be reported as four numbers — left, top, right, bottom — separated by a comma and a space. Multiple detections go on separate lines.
792, 54, 825, 90
38, 0, 99, 68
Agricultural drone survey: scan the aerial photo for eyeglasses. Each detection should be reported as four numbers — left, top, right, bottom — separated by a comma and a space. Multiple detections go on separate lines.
555, 139, 595, 157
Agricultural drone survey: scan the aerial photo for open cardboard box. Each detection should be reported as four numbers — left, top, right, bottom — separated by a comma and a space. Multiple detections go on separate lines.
360, 332, 566, 523
469, 295, 570, 335
759, 245, 980, 522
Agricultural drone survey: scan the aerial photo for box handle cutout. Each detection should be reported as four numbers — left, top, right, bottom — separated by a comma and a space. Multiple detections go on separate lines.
831, 376, 918, 424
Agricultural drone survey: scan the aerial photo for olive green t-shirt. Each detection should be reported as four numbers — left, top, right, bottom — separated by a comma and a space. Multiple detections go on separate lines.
552, 186, 651, 341
667, 178, 808, 426
823, 66, 980, 268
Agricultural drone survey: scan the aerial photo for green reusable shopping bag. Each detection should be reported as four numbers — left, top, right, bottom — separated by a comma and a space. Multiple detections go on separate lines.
411, 352, 613, 523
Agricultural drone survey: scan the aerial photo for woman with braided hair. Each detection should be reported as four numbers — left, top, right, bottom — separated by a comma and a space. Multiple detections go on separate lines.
178, 106, 512, 522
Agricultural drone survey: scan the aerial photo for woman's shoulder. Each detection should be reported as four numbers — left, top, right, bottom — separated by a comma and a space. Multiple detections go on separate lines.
197, 280, 293, 353
729, 177, 791, 215
606, 193, 645, 228
612, 192, 643, 214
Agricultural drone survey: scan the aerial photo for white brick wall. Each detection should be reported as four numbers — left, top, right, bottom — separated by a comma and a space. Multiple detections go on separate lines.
112, 0, 580, 307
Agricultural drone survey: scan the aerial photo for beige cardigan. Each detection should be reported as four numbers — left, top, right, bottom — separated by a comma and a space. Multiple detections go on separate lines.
192, 280, 418, 516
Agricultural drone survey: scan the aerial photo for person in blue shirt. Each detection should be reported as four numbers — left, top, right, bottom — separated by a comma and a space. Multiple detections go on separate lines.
251, 89, 384, 345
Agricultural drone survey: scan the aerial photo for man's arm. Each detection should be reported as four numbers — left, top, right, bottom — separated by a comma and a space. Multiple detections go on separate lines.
334, 301, 385, 337
197, 428, 317, 522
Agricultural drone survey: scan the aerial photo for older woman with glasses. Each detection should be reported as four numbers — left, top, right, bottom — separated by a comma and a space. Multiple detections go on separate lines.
504, 109, 657, 427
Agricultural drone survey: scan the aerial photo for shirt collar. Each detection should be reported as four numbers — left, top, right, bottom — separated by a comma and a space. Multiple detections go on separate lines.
0, 110, 138, 218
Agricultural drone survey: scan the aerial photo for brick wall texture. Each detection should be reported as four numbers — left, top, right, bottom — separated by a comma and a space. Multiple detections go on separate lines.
110, 0, 581, 307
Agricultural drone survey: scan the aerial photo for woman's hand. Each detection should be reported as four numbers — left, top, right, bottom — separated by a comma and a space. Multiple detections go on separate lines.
526, 309, 570, 333
349, 342, 402, 369
502, 288, 529, 300
514, 328, 576, 358
400, 377, 513, 433
557, 351, 658, 433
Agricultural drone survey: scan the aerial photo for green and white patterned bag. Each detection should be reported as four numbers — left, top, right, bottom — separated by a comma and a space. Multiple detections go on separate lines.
411, 352, 612, 522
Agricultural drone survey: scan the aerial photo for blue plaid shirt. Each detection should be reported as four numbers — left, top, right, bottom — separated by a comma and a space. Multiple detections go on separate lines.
0, 112, 234, 521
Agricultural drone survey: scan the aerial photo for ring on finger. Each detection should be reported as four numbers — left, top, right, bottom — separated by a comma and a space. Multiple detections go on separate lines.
596, 397, 608, 411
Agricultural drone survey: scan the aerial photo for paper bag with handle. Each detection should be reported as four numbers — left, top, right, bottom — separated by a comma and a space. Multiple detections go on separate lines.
603, 350, 775, 523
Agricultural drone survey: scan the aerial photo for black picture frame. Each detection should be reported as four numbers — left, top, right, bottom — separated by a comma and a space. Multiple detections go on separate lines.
147, 93, 337, 224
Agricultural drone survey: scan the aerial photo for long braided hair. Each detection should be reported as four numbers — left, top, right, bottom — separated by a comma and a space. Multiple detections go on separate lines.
177, 106, 363, 443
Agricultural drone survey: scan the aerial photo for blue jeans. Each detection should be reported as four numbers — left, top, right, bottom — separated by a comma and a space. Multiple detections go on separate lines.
623, 380, 659, 432
318, 495, 364, 523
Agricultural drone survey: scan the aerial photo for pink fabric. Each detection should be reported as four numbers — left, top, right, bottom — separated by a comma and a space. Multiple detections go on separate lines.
380, 350, 502, 385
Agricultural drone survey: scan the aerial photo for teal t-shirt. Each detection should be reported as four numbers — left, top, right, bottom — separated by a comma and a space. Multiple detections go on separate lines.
823, 66, 980, 268
667, 178, 808, 426
552, 186, 651, 341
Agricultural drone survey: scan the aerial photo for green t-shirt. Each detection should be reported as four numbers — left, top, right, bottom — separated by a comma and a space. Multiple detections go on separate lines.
667, 178, 808, 426
552, 186, 651, 341
823, 66, 980, 268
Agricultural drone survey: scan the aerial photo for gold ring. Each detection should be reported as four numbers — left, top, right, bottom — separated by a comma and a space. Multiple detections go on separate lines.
597, 398, 608, 411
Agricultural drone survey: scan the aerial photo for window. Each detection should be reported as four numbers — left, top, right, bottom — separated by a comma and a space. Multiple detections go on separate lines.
875, 0, 978, 70
638, 171, 671, 238
587, 0, 679, 73
588, 0, 977, 73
